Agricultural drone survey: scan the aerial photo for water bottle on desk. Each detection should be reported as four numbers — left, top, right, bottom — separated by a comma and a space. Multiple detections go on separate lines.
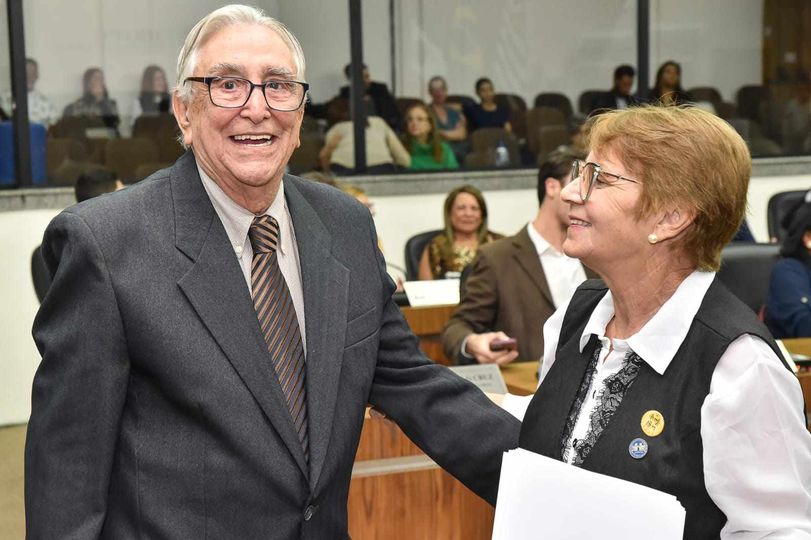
494, 139, 510, 167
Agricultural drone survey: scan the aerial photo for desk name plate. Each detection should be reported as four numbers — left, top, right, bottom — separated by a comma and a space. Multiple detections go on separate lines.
449, 364, 508, 394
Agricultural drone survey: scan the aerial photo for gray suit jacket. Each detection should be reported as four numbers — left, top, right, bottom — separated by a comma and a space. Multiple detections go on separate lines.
26, 152, 521, 539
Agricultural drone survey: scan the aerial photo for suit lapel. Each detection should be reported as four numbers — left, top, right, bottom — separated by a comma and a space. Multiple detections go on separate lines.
512, 227, 554, 307
284, 177, 350, 492
172, 153, 308, 478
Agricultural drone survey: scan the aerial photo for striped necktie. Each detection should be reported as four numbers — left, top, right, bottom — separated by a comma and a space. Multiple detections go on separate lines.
248, 215, 309, 462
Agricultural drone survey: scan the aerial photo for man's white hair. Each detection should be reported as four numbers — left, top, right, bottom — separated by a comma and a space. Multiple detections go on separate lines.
174, 4, 306, 103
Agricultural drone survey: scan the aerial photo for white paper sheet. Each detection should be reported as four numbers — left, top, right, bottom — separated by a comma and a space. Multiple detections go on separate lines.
492, 448, 685, 540
402, 279, 459, 307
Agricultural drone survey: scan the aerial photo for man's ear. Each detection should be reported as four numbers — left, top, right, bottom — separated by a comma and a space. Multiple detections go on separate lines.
172, 92, 193, 147
652, 206, 696, 242
544, 177, 560, 199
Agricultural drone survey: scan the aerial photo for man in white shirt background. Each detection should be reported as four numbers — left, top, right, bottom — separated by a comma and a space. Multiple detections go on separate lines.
442, 147, 592, 365
0, 58, 58, 128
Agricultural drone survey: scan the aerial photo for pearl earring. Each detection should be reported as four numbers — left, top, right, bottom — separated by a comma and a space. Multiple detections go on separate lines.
647, 233, 658, 245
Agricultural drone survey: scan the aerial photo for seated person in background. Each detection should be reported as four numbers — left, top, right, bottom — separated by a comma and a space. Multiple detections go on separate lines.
339, 63, 400, 130
499, 106, 811, 538
649, 60, 692, 106
62, 67, 121, 134
591, 64, 638, 112
464, 77, 511, 132
403, 103, 459, 170
443, 148, 590, 365
131, 65, 171, 121
418, 184, 502, 280
0, 58, 58, 127
766, 197, 811, 338
428, 75, 469, 161
318, 104, 410, 175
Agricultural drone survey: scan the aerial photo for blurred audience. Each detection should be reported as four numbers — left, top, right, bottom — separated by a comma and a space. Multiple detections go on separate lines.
418, 185, 502, 280
131, 65, 171, 121
403, 103, 459, 170
443, 147, 589, 365
766, 197, 811, 338
428, 76, 469, 162
62, 67, 121, 134
781, 74, 811, 155
319, 105, 410, 175
339, 63, 400, 130
591, 64, 638, 112
649, 61, 692, 106
0, 58, 58, 127
464, 77, 511, 132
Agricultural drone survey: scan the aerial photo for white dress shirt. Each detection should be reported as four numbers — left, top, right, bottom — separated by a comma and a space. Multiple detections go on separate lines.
502, 270, 811, 539
525, 223, 587, 309
199, 165, 307, 352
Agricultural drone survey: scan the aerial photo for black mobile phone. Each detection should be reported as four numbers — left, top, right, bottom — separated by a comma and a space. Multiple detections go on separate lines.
489, 338, 517, 352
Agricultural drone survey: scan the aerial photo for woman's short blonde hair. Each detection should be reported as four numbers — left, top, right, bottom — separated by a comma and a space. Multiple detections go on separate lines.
174, 5, 306, 103
585, 105, 750, 271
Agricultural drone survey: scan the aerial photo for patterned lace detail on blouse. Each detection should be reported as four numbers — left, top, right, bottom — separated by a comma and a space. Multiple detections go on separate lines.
560, 342, 643, 466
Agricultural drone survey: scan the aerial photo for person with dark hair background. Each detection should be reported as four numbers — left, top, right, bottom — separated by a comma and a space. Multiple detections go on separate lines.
766, 194, 811, 337
338, 62, 400, 130
649, 60, 693, 106
464, 77, 511, 132
131, 65, 171, 121
591, 64, 638, 112
62, 67, 121, 133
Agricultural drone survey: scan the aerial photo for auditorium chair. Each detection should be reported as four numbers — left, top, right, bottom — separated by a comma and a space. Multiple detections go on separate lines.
716, 243, 780, 314
132, 114, 178, 139
687, 86, 722, 108
394, 97, 425, 118
578, 90, 604, 115
533, 92, 574, 120
536, 125, 570, 163
134, 161, 171, 182
470, 128, 520, 166
288, 134, 323, 175
46, 137, 88, 180
736, 84, 769, 123
445, 94, 476, 110
767, 190, 808, 243
526, 107, 566, 156
404, 229, 442, 281
104, 137, 160, 182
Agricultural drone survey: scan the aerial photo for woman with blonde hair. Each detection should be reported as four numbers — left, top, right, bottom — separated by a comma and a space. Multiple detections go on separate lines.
418, 184, 501, 280
500, 105, 811, 538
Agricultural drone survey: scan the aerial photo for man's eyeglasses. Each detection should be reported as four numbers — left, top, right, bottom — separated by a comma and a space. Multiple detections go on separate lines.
570, 159, 642, 202
185, 76, 309, 112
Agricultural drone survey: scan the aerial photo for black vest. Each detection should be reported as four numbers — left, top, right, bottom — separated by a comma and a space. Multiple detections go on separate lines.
519, 277, 788, 540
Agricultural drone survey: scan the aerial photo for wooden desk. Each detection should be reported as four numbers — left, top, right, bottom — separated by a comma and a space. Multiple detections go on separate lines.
348, 361, 539, 539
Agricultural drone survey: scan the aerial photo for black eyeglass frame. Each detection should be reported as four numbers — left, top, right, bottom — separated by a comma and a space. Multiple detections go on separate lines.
571, 159, 642, 202
184, 76, 310, 111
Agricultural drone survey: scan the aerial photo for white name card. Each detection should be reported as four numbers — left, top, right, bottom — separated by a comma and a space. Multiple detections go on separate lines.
449, 364, 508, 394
403, 279, 460, 307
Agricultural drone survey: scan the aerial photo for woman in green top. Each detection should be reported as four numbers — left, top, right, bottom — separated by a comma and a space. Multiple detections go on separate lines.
403, 103, 460, 170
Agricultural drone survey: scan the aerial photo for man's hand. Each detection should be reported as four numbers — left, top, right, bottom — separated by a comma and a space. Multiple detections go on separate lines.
465, 332, 519, 365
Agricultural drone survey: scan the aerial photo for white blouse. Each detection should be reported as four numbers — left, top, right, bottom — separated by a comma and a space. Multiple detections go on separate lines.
502, 270, 811, 539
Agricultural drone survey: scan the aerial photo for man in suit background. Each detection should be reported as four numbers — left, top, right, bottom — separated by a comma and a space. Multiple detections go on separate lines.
590, 64, 638, 113
338, 62, 401, 130
25, 6, 520, 538
443, 148, 589, 365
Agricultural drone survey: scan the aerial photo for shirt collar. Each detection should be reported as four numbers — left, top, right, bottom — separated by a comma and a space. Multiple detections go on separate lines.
578, 270, 716, 375
526, 222, 555, 256
197, 164, 289, 257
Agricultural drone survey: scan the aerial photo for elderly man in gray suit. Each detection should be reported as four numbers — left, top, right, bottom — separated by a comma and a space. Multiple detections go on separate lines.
25, 5, 520, 539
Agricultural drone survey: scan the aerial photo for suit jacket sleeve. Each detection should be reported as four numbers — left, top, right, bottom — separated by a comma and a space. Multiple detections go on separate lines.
26, 210, 130, 539
366, 219, 520, 505
442, 249, 498, 364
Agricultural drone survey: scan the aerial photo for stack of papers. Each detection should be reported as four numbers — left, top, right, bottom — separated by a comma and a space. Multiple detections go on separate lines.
492, 448, 685, 539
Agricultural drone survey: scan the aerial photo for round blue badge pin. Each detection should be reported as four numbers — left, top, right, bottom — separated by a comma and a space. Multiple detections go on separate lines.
629, 438, 648, 459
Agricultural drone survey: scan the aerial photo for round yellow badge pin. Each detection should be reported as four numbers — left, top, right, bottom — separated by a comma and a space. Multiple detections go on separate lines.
640, 410, 665, 437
